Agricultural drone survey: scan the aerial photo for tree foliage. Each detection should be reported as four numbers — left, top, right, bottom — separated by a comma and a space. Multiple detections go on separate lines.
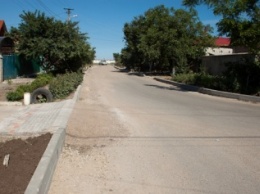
8, 11, 95, 73
121, 5, 213, 73
113, 53, 121, 64
183, 0, 260, 55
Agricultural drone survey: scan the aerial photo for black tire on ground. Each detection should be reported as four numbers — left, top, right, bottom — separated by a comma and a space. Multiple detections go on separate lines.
31, 88, 53, 104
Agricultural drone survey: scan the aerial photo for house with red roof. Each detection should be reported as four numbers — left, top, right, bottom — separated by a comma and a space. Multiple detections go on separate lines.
0, 20, 14, 55
0, 20, 7, 36
202, 37, 252, 75
215, 37, 231, 47
205, 37, 233, 56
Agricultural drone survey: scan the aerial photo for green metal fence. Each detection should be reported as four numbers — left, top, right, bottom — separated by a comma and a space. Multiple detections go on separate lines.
3, 55, 18, 80
3, 54, 41, 80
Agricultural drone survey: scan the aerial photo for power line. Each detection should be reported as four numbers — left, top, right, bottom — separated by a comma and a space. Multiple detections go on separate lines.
36, 0, 62, 19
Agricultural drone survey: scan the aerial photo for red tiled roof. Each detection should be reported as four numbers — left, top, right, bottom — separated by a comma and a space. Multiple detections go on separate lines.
0, 20, 7, 36
215, 37, 231, 47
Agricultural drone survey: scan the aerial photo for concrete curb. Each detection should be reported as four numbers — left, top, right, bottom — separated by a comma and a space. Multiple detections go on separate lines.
24, 73, 85, 194
154, 77, 260, 103
24, 128, 65, 194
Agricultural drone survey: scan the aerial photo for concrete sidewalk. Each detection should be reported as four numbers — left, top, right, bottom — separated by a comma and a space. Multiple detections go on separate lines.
0, 85, 81, 194
0, 100, 71, 136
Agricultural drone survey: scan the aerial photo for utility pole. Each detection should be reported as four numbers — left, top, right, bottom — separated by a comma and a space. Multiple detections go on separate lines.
64, 8, 74, 22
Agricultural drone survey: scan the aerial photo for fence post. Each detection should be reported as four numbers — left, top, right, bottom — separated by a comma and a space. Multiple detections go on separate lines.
0, 54, 3, 82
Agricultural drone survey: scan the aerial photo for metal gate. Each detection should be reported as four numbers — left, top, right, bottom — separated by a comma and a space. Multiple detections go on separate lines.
3, 54, 18, 80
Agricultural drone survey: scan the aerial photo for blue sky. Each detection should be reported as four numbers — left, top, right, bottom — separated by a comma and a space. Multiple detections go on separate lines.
0, 0, 221, 60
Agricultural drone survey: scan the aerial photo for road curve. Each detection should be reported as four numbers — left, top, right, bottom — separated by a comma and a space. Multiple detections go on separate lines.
49, 65, 260, 194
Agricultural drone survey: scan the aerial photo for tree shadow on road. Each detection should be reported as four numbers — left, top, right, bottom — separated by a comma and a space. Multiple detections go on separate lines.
144, 84, 192, 93
111, 70, 145, 77
112, 68, 198, 92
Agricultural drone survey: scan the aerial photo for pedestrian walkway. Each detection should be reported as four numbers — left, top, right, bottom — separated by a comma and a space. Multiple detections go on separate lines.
0, 92, 78, 136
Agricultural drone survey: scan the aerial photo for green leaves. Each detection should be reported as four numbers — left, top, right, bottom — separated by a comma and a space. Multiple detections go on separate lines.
8, 10, 95, 73
122, 5, 213, 73
49, 72, 83, 99
183, 0, 260, 55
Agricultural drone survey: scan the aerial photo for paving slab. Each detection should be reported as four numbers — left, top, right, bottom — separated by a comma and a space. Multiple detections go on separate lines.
0, 100, 69, 136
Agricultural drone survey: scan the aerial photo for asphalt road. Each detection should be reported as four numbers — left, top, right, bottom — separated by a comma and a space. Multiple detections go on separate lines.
50, 65, 260, 194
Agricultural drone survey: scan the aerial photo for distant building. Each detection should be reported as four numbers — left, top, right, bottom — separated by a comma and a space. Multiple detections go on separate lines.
202, 37, 251, 76
92, 59, 115, 64
205, 37, 233, 56
0, 21, 14, 54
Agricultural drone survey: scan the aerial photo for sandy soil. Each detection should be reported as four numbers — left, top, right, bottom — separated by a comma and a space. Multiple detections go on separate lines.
0, 133, 52, 194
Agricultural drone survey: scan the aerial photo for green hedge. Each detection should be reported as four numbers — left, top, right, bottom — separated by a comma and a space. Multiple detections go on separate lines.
173, 73, 225, 91
49, 72, 83, 99
173, 59, 260, 95
6, 74, 53, 101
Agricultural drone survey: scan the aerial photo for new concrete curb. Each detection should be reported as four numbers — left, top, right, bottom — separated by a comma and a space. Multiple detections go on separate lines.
154, 77, 260, 103
24, 128, 65, 194
24, 71, 86, 194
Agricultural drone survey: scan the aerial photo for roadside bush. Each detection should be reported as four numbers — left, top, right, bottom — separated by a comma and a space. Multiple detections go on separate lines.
223, 60, 260, 95
173, 73, 197, 85
194, 74, 225, 90
6, 73, 53, 101
49, 72, 83, 99
30, 74, 53, 91
172, 65, 260, 95
173, 73, 225, 90
6, 91, 24, 102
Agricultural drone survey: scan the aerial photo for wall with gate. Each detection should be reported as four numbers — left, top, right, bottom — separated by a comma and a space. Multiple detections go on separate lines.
1, 54, 41, 81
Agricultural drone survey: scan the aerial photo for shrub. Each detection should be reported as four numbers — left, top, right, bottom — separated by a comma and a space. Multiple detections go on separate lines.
173, 73, 225, 91
6, 85, 30, 102
49, 72, 83, 99
223, 60, 260, 95
173, 73, 197, 85
30, 73, 53, 91
6, 91, 24, 102
6, 73, 53, 101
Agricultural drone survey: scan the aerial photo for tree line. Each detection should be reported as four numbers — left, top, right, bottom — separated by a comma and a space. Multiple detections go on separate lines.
118, 5, 213, 74
114, 0, 259, 75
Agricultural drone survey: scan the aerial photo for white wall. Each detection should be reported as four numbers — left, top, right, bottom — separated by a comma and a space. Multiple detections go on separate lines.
205, 47, 233, 56
92, 59, 115, 64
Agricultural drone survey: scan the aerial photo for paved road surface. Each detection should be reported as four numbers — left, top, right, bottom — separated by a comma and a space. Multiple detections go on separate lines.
49, 65, 260, 194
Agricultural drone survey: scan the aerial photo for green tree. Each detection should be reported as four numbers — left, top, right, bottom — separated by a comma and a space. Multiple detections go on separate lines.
183, 0, 260, 56
121, 5, 213, 73
8, 11, 95, 73
113, 53, 120, 63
